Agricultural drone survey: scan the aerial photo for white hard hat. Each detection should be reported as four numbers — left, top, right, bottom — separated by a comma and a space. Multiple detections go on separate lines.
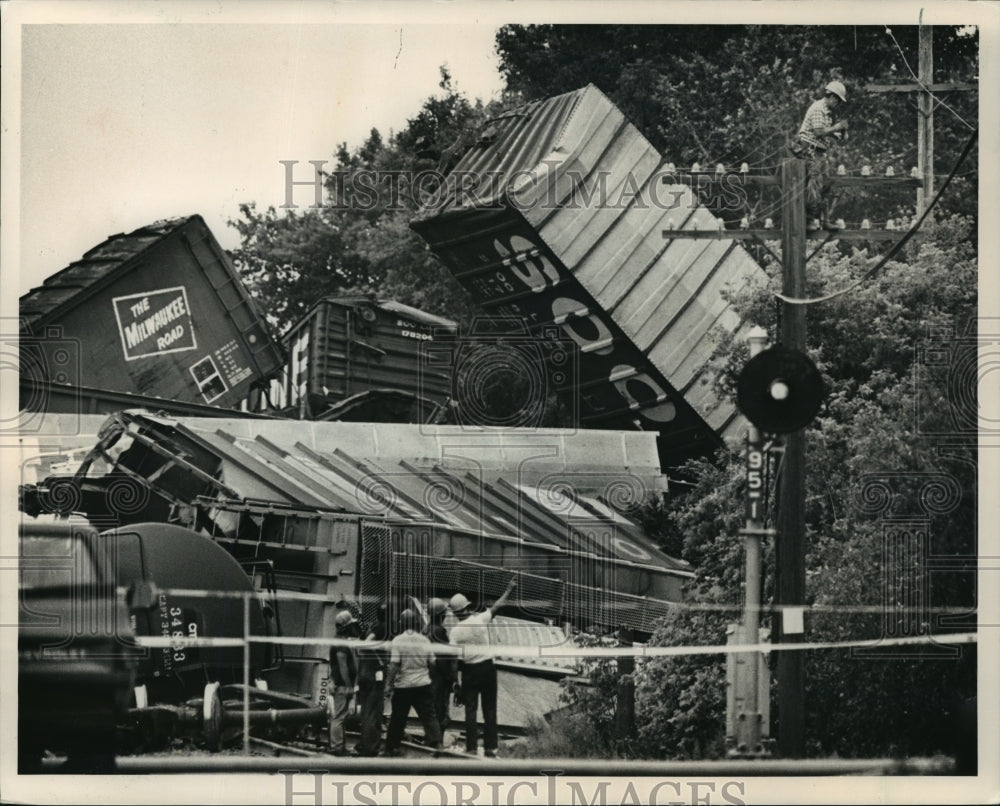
428, 597, 449, 617
449, 593, 471, 613
825, 81, 847, 103
335, 609, 357, 628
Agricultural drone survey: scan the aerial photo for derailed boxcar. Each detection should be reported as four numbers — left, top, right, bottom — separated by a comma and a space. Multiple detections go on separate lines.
411, 84, 766, 469
31, 411, 689, 638
19, 216, 283, 412
269, 295, 457, 421
21, 413, 691, 750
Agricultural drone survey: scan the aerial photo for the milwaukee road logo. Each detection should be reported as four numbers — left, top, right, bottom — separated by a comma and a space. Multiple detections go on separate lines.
112, 286, 197, 361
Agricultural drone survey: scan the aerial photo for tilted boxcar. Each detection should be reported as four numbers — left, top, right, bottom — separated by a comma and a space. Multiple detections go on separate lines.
411, 84, 767, 469
19, 215, 284, 413
269, 296, 457, 422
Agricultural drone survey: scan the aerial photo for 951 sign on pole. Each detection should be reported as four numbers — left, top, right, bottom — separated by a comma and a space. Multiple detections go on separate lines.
745, 437, 766, 523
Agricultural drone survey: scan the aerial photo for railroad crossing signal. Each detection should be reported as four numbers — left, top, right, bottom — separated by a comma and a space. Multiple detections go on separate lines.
736, 345, 825, 435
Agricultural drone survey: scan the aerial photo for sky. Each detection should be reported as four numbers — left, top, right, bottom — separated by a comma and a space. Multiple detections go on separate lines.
14, 21, 504, 295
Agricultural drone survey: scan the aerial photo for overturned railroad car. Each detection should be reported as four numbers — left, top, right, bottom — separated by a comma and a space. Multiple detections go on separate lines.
411, 84, 766, 469
269, 296, 457, 421
19, 216, 283, 413
26, 411, 690, 644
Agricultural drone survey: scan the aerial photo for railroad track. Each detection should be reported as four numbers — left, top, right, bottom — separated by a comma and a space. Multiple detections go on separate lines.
105, 753, 958, 776
246, 728, 481, 761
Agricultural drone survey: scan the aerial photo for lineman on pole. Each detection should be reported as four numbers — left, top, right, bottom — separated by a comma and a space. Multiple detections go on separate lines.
790, 80, 849, 231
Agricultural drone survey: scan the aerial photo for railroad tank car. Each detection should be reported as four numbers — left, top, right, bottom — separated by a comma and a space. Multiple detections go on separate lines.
99, 522, 277, 703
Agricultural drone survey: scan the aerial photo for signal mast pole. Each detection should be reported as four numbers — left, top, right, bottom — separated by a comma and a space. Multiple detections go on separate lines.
733, 325, 772, 756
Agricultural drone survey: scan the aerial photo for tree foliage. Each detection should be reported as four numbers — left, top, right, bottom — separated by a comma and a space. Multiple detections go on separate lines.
636, 214, 978, 759
497, 24, 978, 225
490, 24, 980, 760
548, 215, 977, 760
228, 201, 374, 333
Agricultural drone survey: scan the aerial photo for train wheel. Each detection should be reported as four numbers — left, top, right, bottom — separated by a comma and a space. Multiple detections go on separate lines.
203, 682, 223, 752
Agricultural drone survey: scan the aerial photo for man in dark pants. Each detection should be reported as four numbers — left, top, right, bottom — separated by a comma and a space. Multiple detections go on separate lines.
790, 80, 848, 230
426, 597, 456, 735
354, 605, 388, 756
448, 578, 517, 757
382, 609, 442, 756
328, 609, 359, 756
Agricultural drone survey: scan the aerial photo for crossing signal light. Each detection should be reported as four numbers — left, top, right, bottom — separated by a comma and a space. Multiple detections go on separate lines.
736, 346, 825, 433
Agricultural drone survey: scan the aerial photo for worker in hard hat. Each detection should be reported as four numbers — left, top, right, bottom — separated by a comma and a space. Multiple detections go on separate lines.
426, 597, 457, 735
354, 604, 389, 757
790, 80, 849, 230
328, 608, 361, 756
448, 577, 517, 757
382, 609, 443, 756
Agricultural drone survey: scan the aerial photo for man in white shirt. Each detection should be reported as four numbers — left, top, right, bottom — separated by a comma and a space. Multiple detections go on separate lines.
448, 578, 517, 757
382, 609, 442, 756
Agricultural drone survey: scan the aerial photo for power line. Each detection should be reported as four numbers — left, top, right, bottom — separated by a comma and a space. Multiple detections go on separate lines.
774, 127, 978, 306
885, 26, 976, 131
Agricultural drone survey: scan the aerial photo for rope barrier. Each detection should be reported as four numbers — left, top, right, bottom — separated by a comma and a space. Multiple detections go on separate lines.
133, 630, 978, 658
130, 586, 979, 614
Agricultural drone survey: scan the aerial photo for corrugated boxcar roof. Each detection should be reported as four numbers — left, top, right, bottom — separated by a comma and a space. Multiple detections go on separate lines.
113, 412, 686, 574
489, 616, 576, 675
412, 84, 766, 447
377, 300, 457, 329
19, 217, 198, 329
154, 415, 666, 483
411, 91, 584, 219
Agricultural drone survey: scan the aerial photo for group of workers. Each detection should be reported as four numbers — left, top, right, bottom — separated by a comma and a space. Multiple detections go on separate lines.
328, 578, 518, 758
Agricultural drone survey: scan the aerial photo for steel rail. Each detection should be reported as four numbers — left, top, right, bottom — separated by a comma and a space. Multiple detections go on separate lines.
110, 754, 956, 776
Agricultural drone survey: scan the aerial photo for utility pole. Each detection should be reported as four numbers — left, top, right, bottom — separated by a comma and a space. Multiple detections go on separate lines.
866, 25, 974, 215
774, 158, 808, 758
918, 25, 934, 212
729, 326, 773, 757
